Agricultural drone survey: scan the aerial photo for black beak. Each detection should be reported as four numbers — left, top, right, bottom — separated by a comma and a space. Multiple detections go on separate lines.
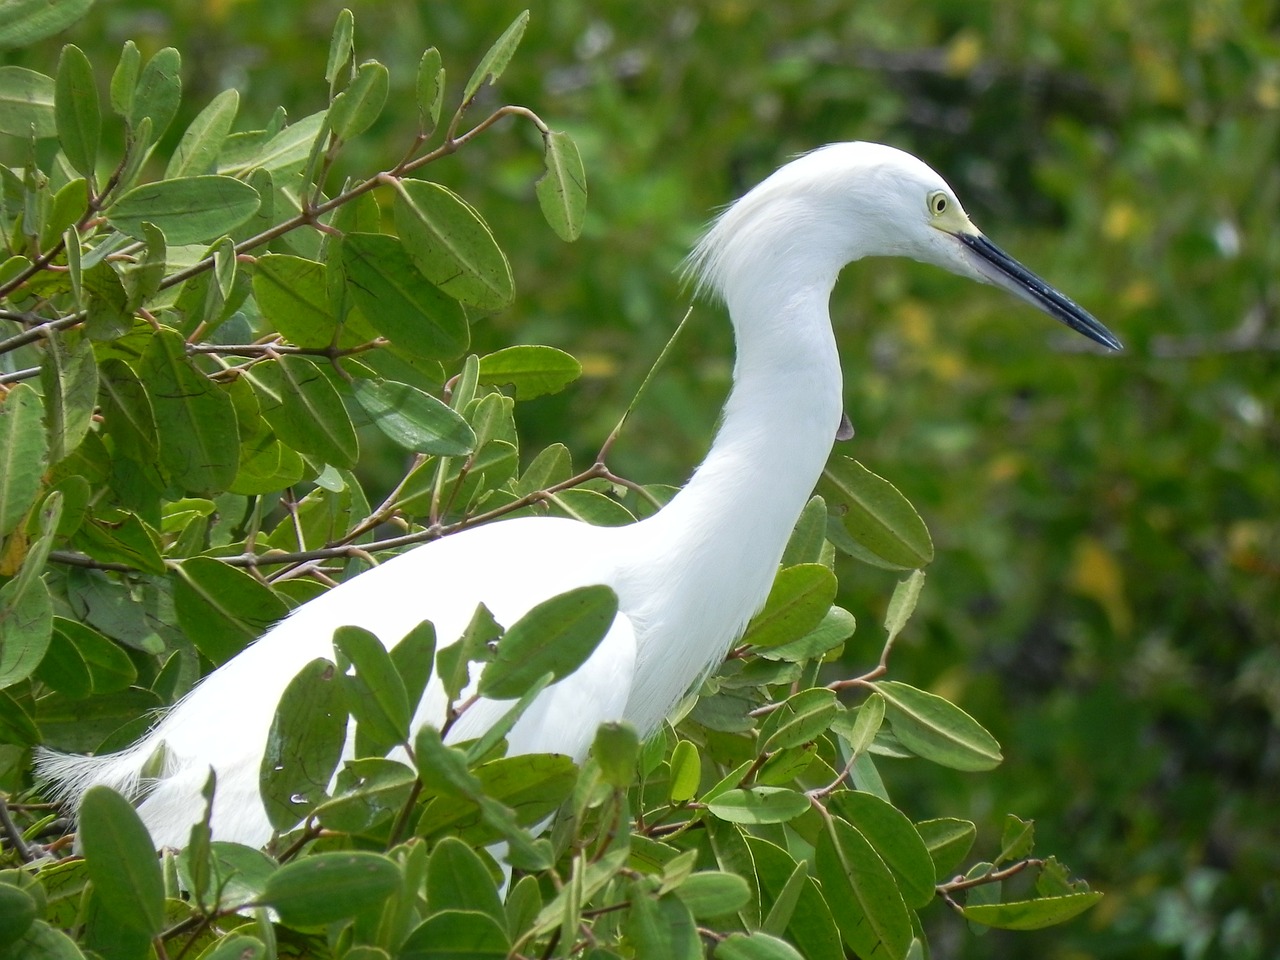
956, 232, 1123, 351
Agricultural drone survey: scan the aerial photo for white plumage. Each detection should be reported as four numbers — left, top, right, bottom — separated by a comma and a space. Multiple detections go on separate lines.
37, 142, 1119, 848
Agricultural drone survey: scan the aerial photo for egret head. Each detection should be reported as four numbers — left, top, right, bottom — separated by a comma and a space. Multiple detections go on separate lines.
689, 141, 1121, 350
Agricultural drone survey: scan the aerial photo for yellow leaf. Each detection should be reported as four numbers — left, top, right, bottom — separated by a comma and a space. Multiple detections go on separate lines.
1069, 535, 1132, 636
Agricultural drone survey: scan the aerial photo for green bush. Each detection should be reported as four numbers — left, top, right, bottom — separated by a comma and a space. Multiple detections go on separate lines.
0, 5, 1113, 959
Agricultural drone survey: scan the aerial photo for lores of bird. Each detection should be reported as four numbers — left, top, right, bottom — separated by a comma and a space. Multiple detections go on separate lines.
38, 142, 1121, 849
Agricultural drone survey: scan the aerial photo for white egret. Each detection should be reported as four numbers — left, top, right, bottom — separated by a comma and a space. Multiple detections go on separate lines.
38, 142, 1120, 849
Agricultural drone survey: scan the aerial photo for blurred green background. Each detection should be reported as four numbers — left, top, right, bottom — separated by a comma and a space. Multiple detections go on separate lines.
8, 1, 1278, 956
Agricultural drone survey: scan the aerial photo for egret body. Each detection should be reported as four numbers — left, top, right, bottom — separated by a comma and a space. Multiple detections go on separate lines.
38, 142, 1120, 848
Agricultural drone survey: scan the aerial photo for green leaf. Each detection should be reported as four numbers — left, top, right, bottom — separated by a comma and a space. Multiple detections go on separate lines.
0, 577, 52, 691
394, 179, 514, 311
317, 757, 415, 833
741, 563, 837, 649
0, 882, 36, 948
329, 60, 388, 141
462, 10, 530, 103
715, 932, 807, 960
916, 818, 977, 881
874, 680, 1003, 772
400, 909, 509, 960
814, 816, 912, 960
536, 130, 587, 241
127, 46, 181, 141
426, 837, 506, 930
325, 8, 354, 93
668, 738, 701, 803
109, 40, 139, 118
166, 88, 239, 179
626, 889, 701, 960
437, 604, 500, 706
594, 720, 640, 788
883, 569, 926, 653
51, 617, 135, 692
820, 457, 933, 570
477, 584, 619, 700
0, 66, 55, 138
476, 344, 581, 399
108, 175, 260, 245
674, 872, 752, 919
353, 378, 475, 456
55, 44, 99, 178
259, 657, 348, 832
260, 851, 400, 928
343, 232, 469, 359
998, 813, 1035, 865
251, 355, 359, 469
74, 512, 165, 575
831, 691, 885, 759
200, 935, 266, 960
759, 688, 840, 754
98, 358, 157, 460
707, 787, 810, 825
172, 557, 289, 664
960, 892, 1104, 930
78, 785, 164, 936
334, 624, 410, 756
415, 47, 444, 132
412, 724, 482, 799
251, 253, 335, 347
414, 752, 576, 840
389, 618, 436, 715
829, 792, 936, 909
0, 0, 95, 50
139, 328, 238, 494
757, 606, 855, 663
0, 383, 47, 538
40, 332, 97, 464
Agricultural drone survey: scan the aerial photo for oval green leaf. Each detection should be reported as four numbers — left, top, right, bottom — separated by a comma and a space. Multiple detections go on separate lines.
251, 355, 359, 469
78, 785, 164, 936
0, 66, 55, 138
0, 0, 95, 50
477, 584, 619, 701
251, 253, 335, 348
476, 344, 581, 400
353, 378, 475, 456
741, 563, 837, 649
139, 328, 238, 494
394, 179, 513, 310
343, 232, 469, 360
668, 738, 701, 803
707, 787, 811, 825
820, 457, 933, 570
329, 60, 389, 141
55, 44, 99, 178
829, 791, 937, 909
172, 557, 290, 665
127, 46, 180, 140
759, 688, 840, 754
259, 657, 348, 832
874, 680, 1003, 772
715, 932, 807, 960
400, 909, 510, 960
462, 10, 530, 103
674, 871, 752, 920
426, 837, 506, 929
0, 383, 47, 538
260, 851, 400, 928
108, 175, 260, 245
960, 891, 1104, 930
334, 624, 410, 756
814, 816, 912, 960
536, 130, 587, 241
166, 88, 239, 179
916, 817, 977, 881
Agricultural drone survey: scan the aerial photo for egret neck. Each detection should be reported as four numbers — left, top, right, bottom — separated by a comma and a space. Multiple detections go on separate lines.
618, 279, 844, 734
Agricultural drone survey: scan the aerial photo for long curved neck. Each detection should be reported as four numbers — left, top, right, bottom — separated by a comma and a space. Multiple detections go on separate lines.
618, 279, 844, 730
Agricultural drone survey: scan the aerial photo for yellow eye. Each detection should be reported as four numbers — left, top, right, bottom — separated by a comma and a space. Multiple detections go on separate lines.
928, 191, 949, 216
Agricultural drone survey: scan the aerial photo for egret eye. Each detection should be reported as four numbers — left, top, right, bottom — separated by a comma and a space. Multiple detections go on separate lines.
929, 191, 949, 216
